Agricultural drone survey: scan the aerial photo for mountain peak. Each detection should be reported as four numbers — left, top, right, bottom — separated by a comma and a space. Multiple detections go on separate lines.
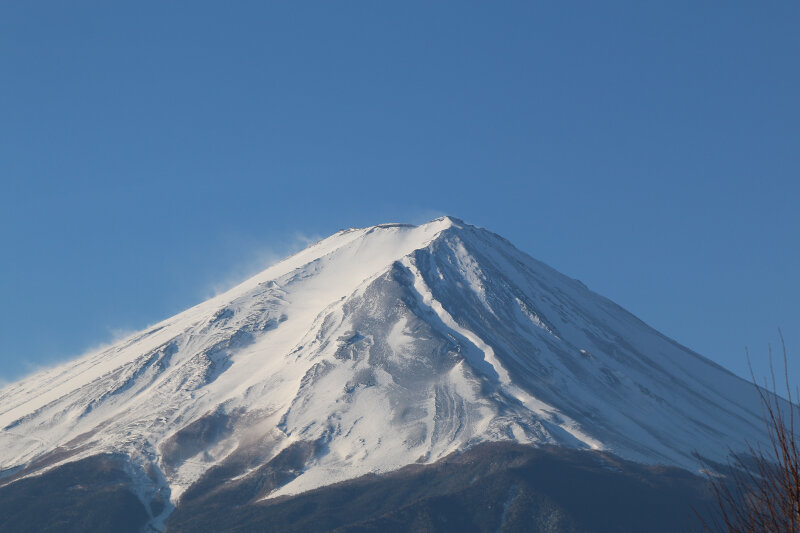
361, 215, 467, 236
430, 214, 465, 226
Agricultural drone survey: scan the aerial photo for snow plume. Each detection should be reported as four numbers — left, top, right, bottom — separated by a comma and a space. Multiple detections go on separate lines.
204, 230, 323, 298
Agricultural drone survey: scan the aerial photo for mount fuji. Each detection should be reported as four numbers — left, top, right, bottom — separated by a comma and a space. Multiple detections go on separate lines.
0, 217, 774, 532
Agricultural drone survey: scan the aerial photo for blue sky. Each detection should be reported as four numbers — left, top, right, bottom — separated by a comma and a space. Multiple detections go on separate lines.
1, 2, 798, 387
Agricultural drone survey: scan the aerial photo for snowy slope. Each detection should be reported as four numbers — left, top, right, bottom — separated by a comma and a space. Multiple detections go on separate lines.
0, 217, 772, 526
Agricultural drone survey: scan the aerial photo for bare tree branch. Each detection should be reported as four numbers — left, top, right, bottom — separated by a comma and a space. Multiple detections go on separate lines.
696, 334, 799, 532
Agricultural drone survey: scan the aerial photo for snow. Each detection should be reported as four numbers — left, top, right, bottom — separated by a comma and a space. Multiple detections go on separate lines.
0, 215, 779, 528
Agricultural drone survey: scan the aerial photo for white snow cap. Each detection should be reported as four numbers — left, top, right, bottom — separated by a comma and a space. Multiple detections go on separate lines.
0, 216, 772, 507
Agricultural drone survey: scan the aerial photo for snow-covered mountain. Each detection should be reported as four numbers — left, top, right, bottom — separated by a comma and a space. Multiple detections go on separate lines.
0, 217, 771, 530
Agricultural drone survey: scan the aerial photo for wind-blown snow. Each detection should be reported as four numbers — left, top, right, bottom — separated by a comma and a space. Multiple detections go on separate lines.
0, 216, 775, 527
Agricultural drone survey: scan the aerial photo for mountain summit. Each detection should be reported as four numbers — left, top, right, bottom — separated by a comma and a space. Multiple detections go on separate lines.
0, 217, 771, 531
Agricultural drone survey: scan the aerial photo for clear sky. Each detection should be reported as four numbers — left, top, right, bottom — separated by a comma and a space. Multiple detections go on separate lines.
1, 2, 798, 388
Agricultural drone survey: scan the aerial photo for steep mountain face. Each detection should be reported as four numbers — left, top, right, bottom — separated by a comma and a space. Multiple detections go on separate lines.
0, 217, 771, 531
165, 442, 716, 533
